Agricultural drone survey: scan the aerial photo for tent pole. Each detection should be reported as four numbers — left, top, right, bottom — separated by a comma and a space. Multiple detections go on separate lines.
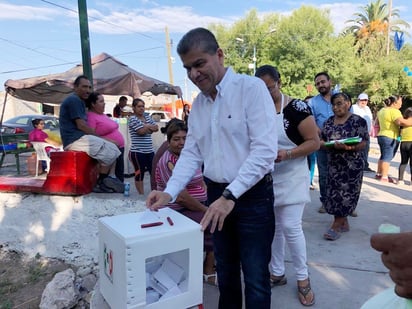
0, 91, 8, 125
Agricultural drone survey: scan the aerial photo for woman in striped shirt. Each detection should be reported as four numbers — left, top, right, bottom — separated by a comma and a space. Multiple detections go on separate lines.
128, 98, 159, 195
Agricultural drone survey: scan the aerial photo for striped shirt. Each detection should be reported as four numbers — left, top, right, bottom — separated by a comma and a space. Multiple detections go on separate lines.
156, 149, 207, 211
128, 113, 156, 153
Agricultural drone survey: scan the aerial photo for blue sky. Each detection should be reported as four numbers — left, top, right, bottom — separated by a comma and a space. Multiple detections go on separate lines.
0, 0, 411, 100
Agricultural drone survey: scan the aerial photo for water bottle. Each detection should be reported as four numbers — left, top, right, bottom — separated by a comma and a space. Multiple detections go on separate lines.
124, 182, 130, 197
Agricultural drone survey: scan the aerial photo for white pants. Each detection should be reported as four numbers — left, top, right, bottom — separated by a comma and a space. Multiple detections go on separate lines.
65, 135, 120, 167
270, 203, 308, 281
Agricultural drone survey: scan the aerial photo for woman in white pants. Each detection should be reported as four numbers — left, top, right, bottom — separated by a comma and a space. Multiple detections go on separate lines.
256, 65, 320, 307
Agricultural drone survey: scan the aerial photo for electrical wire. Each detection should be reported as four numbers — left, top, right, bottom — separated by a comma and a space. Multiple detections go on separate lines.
39, 0, 164, 43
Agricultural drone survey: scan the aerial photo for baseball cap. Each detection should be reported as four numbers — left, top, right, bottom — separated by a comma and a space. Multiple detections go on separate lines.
358, 93, 368, 100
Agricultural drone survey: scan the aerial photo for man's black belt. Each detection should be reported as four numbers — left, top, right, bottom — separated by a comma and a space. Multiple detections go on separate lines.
205, 173, 272, 190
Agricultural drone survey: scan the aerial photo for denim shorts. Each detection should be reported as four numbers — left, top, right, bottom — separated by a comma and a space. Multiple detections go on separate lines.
377, 136, 399, 162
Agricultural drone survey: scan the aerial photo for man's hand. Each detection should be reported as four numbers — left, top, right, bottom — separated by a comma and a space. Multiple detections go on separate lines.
371, 232, 412, 299
146, 190, 172, 211
200, 197, 235, 233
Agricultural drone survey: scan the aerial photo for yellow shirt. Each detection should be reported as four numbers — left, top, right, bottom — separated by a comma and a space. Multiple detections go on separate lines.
401, 125, 412, 142
378, 107, 401, 139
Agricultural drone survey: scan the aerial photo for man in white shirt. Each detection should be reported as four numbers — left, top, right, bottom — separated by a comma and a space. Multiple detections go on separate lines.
146, 28, 278, 309
352, 93, 374, 172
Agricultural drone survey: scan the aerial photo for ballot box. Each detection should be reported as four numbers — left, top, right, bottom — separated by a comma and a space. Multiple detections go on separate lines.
98, 208, 203, 309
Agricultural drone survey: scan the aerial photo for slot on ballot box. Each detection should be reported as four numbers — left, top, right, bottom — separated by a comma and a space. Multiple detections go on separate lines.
98, 208, 203, 309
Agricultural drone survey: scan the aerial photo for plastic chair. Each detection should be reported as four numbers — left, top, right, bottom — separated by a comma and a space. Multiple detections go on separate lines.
31, 142, 61, 177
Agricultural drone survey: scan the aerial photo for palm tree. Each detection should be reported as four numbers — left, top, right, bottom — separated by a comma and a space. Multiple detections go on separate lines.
344, 0, 409, 41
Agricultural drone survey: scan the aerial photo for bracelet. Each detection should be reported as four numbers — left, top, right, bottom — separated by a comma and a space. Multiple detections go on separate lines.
286, 149, 292, 160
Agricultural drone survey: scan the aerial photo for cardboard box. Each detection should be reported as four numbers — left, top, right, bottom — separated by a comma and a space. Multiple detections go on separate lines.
98, 208, 203, 309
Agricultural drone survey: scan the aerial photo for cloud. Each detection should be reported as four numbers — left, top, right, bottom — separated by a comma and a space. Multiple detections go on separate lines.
88, 6, 233, 35
320, 2, 359, 33
0, 2, 59, 21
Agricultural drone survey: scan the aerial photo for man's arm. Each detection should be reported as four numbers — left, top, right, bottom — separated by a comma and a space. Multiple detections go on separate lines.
74, 118, 96, 135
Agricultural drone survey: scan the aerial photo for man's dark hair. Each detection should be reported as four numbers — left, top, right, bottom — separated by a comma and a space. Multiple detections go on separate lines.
74, 75, 89, 87
314, 72, 330, 81
255, 65, 281, 81
177, 27, 219, 56
119, 96, 127, 102
166, 119, 187, 142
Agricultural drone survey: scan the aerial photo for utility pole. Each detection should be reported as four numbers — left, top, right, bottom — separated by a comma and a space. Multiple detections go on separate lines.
252, 45, 256, 75
165, 27, 176, 116
78, 0, 93, 84
165, 27, 174, 85
386, 0, 393, 56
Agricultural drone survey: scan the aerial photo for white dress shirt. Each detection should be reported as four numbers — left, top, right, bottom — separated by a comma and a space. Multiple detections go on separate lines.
164, 67, 278, 200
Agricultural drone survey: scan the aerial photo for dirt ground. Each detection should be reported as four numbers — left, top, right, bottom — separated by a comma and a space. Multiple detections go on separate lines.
0, 246, 74, 309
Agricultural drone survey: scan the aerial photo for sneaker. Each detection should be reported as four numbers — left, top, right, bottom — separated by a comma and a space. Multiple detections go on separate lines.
318, 205, 326, 213
349, 210, 358, 217
363, 167, 374, 172
103, 176, 124, 193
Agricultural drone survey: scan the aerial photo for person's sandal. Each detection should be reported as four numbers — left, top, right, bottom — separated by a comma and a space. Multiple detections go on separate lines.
298, 278, 315, 306
270, 274, 287, 287
203, 273, 218, 286
323, 228, 341, 241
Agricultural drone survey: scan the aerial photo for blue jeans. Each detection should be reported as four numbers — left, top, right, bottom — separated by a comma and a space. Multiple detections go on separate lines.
207, 175, 275, 309
377, 136, 399, 162
115, 147, 125, 182
316, 149, 328, 204
362, 139, 370, 169
307, 152, 316, 185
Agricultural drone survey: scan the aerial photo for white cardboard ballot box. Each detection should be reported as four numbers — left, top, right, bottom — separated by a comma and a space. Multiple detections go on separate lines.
98, 207, 203, 309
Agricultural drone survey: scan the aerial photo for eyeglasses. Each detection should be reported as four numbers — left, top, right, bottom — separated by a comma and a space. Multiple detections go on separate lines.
331, 102, 347, 107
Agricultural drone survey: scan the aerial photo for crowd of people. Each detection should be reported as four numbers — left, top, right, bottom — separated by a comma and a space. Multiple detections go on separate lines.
33, 26, 410, 309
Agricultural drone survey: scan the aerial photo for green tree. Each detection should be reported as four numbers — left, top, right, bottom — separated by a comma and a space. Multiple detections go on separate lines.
207, 5, 411, 101
344, 0, 410, 56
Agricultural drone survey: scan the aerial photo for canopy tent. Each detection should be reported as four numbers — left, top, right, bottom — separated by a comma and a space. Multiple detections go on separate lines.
4, 52, 182, 104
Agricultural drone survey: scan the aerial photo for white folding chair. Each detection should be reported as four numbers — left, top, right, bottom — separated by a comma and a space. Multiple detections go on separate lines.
31, 142, 62, 177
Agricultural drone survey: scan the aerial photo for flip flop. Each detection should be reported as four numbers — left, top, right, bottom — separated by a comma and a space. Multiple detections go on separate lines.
298, 278, 315, 306
323, 228, 341, 241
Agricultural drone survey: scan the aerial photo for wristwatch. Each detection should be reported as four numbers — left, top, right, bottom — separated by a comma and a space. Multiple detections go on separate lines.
222, 188, 237, 202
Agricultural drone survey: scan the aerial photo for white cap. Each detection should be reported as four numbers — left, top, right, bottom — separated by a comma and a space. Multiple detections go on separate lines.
358, 93, 368, 100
